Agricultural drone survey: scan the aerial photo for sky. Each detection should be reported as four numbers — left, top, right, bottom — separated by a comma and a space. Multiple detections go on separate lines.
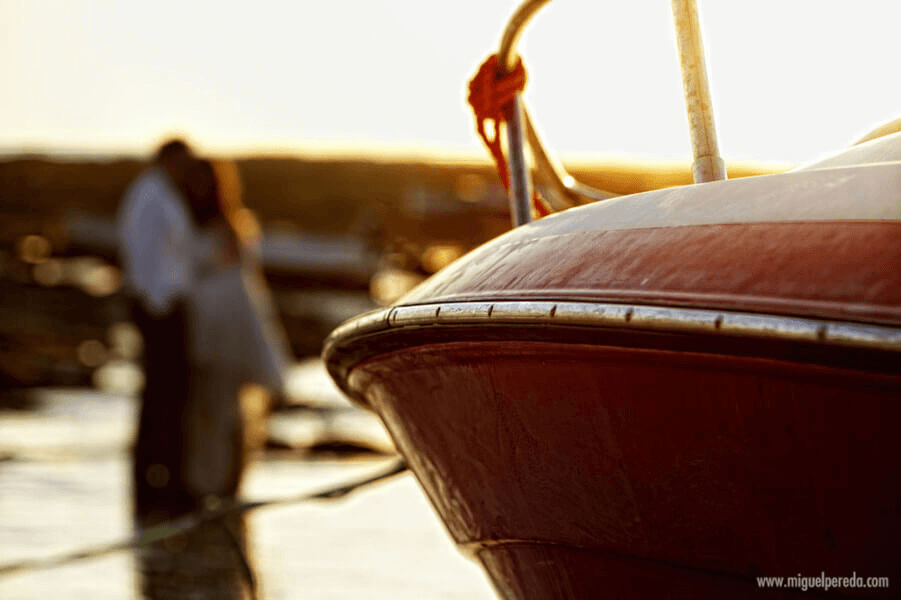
2, 0, 900, 163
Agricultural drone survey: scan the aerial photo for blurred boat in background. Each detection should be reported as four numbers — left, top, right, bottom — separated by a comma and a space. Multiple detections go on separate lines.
0, 219, 380, 391
0, 148, 780, 392
62, 211, 380, 289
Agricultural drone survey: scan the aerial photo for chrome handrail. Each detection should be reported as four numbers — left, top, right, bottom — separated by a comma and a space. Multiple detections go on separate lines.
524, 112, 619, 208
671, 0, 727, 183
496, 0, 547, 226
497, 0, 609, 221
492, 0, 726, 225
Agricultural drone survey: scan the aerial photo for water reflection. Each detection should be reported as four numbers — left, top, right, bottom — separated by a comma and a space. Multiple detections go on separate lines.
136, 513, 255, 600
0, 389, 496, 600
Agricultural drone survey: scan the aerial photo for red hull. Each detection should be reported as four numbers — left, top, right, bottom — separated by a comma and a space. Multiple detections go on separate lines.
325, 161, 901, 598
348, 341, 899, 598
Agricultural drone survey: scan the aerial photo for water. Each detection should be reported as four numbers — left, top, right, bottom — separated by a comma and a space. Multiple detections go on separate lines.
0, 389, 496, 599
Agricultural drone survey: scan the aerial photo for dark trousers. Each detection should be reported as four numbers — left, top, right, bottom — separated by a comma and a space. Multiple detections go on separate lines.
131, 298, 195, 521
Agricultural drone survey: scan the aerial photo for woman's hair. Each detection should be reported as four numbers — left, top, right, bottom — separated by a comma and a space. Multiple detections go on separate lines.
184, 159, 222, 226
184, 159, 259, 246
212, 160, 260, 247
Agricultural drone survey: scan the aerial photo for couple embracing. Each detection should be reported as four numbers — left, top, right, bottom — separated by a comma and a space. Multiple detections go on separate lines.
117, 139, 289, 522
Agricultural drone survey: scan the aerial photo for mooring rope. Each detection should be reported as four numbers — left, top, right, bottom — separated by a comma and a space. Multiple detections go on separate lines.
467, 53, 550, 218
0, 458, 408, 579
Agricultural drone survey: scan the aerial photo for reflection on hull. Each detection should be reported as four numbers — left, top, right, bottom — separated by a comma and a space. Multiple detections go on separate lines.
347, 339, 900, 598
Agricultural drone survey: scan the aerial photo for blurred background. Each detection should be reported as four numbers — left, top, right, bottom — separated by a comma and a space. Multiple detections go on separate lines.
1, 1, 899, 598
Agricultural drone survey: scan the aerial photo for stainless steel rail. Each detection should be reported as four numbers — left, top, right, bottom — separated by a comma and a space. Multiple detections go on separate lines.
491, 0, 727, 226
496, 0, 548, 226
671, 0, 727, 183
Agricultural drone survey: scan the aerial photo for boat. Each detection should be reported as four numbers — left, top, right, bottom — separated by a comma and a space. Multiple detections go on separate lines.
62, 210, 380, 288
324, 1, 901, 597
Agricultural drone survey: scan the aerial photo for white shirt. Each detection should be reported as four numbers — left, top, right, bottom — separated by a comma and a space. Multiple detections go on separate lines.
116, 167, 195, 316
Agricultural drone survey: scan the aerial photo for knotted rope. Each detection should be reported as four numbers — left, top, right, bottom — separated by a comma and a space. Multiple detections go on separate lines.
468, 54, 550, 218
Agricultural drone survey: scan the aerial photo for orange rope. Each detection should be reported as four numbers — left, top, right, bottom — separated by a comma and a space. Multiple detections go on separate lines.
467, 54, 550, 218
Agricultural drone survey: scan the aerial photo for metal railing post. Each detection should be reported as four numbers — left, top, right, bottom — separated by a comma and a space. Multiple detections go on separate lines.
497, 0, 551, 226
671, 0, 727, 183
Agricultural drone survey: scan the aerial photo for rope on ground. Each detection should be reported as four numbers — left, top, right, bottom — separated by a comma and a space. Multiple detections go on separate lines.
0, 458, 408, 579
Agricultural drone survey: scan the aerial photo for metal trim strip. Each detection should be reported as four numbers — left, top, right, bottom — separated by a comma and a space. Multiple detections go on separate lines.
325, 301, 901, 353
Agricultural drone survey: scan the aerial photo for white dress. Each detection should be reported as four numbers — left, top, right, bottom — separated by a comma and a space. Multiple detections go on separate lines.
184, 224, 290, 497
189, 225, 289, 390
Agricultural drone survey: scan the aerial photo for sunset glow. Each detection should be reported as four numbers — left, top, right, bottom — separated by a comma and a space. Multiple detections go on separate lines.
2, 0, 899, 163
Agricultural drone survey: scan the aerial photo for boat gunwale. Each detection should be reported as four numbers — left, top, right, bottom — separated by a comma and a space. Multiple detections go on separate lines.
323, 299, 901, 401
327, 300, 901, 353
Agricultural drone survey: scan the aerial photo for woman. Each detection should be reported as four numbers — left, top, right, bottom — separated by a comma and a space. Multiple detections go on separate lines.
181, 159, 289, 503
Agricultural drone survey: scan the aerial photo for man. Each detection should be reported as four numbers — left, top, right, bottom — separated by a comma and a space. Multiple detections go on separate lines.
117, 139, 198, 520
